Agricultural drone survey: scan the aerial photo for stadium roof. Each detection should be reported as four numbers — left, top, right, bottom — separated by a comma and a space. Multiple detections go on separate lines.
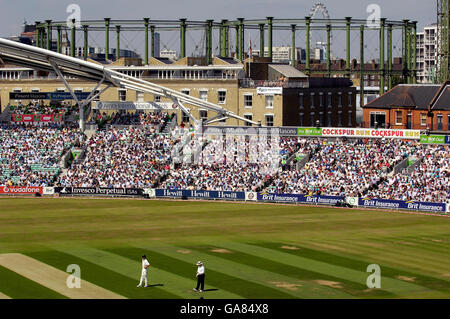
0, 37, 257, 126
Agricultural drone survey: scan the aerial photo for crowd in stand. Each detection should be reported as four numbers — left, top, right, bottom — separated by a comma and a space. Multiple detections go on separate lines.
0, 119, 448, 204
0, 124, 85, 187
161, 135, 301, 191
9, 101, 75, 116
56, 127, 178, 189
366, 144, 449, 203
91, 111, 171, 130
271, 138, 424, 197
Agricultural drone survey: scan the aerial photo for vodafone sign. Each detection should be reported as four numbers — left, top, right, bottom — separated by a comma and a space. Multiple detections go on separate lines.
0, 186, 43, 195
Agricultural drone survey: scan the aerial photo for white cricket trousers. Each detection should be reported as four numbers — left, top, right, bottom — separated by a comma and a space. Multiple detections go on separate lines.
139, 270, 148, 286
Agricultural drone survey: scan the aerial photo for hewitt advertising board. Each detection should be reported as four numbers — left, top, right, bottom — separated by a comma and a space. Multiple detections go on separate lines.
154, 189, 246, 200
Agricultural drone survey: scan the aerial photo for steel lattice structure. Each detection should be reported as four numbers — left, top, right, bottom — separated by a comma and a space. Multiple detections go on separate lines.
437, 0, 450, 83
32, 17, 416, 104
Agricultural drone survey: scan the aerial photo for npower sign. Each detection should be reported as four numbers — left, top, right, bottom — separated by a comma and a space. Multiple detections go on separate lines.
0, 186, 43, 194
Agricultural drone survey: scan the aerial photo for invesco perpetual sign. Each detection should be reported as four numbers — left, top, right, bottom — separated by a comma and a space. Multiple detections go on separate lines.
56, 187, 142, 196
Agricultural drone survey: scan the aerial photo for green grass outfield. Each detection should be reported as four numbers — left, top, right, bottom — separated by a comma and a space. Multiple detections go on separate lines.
0, 197, 449, 299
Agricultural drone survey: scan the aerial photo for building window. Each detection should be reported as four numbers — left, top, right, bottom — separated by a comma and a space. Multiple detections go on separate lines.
299, 93, 304, 109
319, 112, 325, 126
370, 112, 386, 128
420, 113, 427, 126
218, 90, 226, 104
199, 110, 208, 121
310, 112, 315, 126
327, 111, 332, 127
327, 92, 332, 108
244, 94, 253, 108
182, 110, 190, 123
319, 92, 324, 107
31, 88, 40, 93
199, 90, 208, 101
154, 95, 161, 102
93, 90, 100, 101
348, 92, 353, 107
437, 114, 443, 130
310, 92, 315, 109
448, 115, 450, 131
55, 88, 65, 93
118, 89, 126, 101
338, 92, 342, 107
338, 112, 343, 127
348, 111, 352, 126
265, 115, 274, 127
181, 89, 190, 95
244, 114, 253, 126
137, 92, 144, 102
266, 95, 274, 108
299, 113, 304, 126
395, 111, 403, 125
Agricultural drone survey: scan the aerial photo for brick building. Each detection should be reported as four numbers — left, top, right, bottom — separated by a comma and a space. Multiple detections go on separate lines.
362, 82, 450, 132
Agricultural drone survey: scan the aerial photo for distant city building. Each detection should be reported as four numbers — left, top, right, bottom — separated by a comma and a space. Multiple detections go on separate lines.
160, 49, 177, 60
153, 33, 160, 58
253, 46, 302, 65
7, 22, 37, 46
416, 24, 438, 83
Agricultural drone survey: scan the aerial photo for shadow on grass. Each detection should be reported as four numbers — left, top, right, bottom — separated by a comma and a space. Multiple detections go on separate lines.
146, 284, 164, 287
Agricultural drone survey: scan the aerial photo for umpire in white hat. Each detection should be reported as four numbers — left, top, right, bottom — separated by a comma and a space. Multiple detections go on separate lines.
193, 261, 205, 292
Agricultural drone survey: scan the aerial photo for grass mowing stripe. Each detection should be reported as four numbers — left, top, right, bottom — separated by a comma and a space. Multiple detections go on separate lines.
218, 242, 430, 295
371, 237, 450, 256
144, 244, 354, 299
256, 242, 450, 293
0, 264, 67, 299
363, 237, 450, 268
109, 247, 295, 299
400, 237, 450, 254
26, 250, 175, 299
177, 244, 393, 299
58, 246, 241, 299
327, 238, 450, 283
328, 239, 450, 276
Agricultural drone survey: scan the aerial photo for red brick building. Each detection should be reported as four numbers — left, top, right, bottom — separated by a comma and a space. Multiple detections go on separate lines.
362, 82, 450, 132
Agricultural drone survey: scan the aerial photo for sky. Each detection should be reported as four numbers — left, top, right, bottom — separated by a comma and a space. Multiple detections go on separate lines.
0, 0, 438, 60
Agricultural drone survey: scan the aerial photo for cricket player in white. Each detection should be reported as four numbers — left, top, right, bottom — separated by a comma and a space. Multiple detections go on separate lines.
137, 255, 150, 287
193, 261, 205, 292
